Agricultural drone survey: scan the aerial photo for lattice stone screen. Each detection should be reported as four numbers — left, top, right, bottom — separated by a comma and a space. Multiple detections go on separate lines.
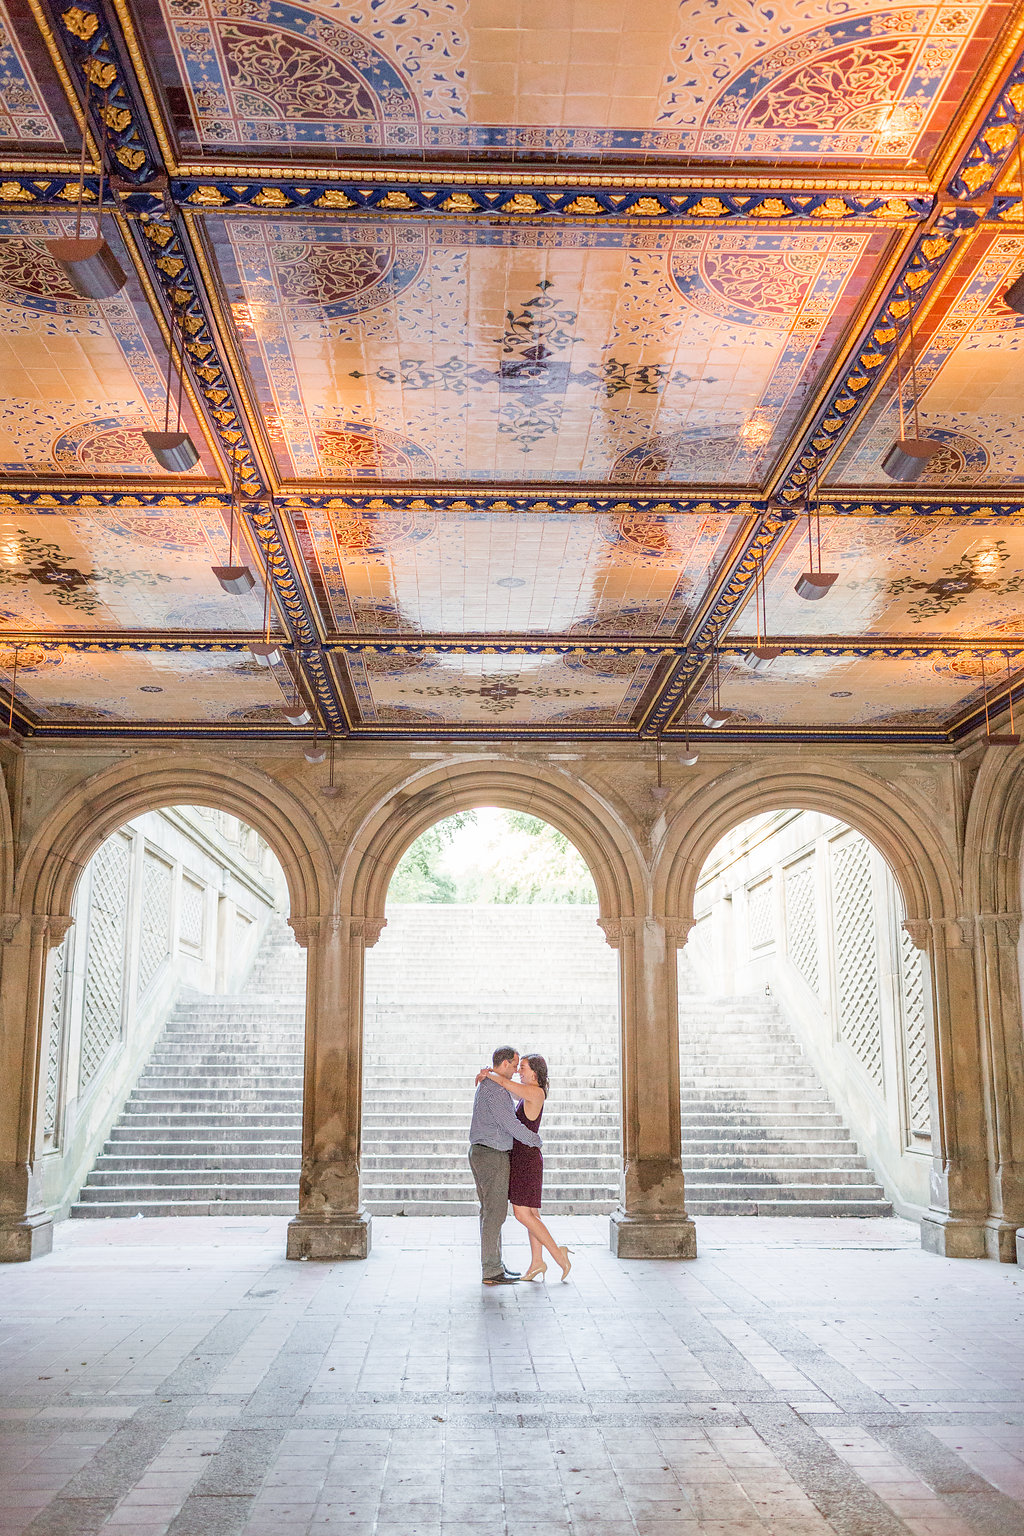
784, 857, 819, 994
79, 832, 132, 1092
43, 936, 67, 1139
746, 878, 774, 951
830, 833, 884, 1088
898, 924, 931, 1137
180, 877, 205, 951
138, 851, 173, 994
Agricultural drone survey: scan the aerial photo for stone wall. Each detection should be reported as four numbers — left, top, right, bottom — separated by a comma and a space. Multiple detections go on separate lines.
1, 734, 1022, 1264
35, 806, 280, 1221
686, 810, 932, 1216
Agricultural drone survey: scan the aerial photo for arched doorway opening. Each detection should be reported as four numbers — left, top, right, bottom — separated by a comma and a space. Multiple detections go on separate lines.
37, 805, 303, 1224
362, 808, 622, 1219
681, 808, 934, 1219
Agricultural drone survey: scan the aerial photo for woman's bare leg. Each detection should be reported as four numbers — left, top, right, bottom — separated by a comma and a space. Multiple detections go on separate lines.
512, 1205, 563, 1264
512, 1204, 543, 1269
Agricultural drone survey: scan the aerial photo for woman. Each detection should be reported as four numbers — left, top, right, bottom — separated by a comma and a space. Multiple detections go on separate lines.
476, 1053, 572, 1282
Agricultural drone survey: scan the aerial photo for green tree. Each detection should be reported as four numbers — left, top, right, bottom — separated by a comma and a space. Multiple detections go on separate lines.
387, 809, 596, 904
387, 811, 477, 903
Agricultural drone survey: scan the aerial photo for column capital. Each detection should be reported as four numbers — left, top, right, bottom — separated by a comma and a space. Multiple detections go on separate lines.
288, 914, 388, 950
596, 916, 636, 949
977, 910, 1022, 947
597, 915, 693, 950
353, 917, 387, 949
0, 912, 21, 944
902, 916, 976, 951
30, 914, 74, 948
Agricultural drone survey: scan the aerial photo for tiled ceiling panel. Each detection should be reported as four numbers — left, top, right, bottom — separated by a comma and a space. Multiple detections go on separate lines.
211, 218, 891, 486
0, 508, 265, 630
829, 228, 1024, 488
345, 649, 651, 729
0, 645, 290, 726
291, 506, 743, 635
0, 0, 83, 153
0, 218, 218, 479
754, 517, 1024, 639
134, 0, 1012, 166
690, 650, 1024, 731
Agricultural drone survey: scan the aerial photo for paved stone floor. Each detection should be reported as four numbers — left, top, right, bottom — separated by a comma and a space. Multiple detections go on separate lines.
1, 1215, 1023, 1536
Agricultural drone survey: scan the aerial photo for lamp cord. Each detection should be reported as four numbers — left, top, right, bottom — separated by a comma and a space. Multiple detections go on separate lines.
74, 76, 91, 242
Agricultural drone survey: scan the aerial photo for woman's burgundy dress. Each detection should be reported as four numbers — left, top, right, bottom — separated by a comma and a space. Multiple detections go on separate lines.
509, 1099, 544, 1208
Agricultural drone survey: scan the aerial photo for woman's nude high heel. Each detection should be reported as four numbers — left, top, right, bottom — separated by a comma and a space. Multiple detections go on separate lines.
556, 1246, 573, 1281
521, 1260, 547, 1282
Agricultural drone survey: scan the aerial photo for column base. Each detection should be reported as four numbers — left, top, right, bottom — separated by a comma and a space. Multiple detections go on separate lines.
286, 1211, 371, 1261
919, 1211, 987, 1260
983, 1218, 1024, 1263
609, 1210, 697, 1259
0, 1213, 53, 1263
1016, 1229, 1023, 1267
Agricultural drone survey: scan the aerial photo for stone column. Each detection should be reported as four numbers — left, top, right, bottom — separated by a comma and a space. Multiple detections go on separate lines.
0, 913, 73, 1262
600, 915, 696, 1259
905, 917, 990, 1259
286, 914, 384, 1260
973, 912, 1024, 1261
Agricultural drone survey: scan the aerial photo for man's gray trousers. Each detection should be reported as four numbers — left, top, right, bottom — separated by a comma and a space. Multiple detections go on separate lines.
468, 1142, 510, 1279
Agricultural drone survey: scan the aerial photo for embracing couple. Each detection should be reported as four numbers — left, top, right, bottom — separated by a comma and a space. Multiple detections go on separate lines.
468, 1045, 572, 1286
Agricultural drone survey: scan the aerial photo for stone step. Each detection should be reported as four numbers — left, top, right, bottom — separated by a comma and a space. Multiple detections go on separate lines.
685, 1199, 893, 1217
73, 906, 892, 1222
93, 1154, 302, 1172
77, 1179, 298, 1201
362, 1153, 622, 1172
359, 1183, 617, 1204
74, 1199, 299, 1218
683, 1152, 868, 1170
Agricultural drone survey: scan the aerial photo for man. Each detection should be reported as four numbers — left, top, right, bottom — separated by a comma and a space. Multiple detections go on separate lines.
468, 1045, 542, 1285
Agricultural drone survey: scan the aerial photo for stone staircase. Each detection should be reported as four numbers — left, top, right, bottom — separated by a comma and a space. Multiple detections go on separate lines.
72, 908, 891, 1221
362, 905, 621, 1215
677, 984, 893, 1217
72, 919, 306, 1217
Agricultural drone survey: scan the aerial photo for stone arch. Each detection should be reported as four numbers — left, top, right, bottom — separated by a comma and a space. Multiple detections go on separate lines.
15, 756, 332, 927
653, 759, 960, 927
962, 749, 1024, 916
0, 752, 15, 917
339, 759, 647, 928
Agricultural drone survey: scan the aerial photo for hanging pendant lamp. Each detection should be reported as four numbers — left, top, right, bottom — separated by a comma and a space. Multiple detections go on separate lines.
743, 546, 780, 668
213, 459, 256, 593
0, 645, 21, 739
281, 660, 311, 727
680, 683, 698, 765
143, 303, 199, 471
48, 81, 127, 299
651, 733, 670, 801
883, 308, 940, 482
983, 652, 1022, 746
1003, 112, 1024, 314
701, 643, 732, 727
249, 503, 283, 664
321, 736, 342, 797
795, 475, 838, 599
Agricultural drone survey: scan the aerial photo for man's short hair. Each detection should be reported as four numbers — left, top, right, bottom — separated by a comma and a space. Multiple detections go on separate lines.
492, 1045, 517, 1067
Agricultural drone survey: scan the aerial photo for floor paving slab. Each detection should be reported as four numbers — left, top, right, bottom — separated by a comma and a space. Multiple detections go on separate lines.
0, 1216, 1021, 1535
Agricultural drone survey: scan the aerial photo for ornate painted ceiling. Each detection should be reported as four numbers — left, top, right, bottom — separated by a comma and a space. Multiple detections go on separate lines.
1, 0, 1024, 741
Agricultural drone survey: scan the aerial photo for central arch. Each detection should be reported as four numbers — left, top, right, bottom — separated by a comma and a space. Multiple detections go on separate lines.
316, 759, 692, 1259
341, 761, 645, 927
